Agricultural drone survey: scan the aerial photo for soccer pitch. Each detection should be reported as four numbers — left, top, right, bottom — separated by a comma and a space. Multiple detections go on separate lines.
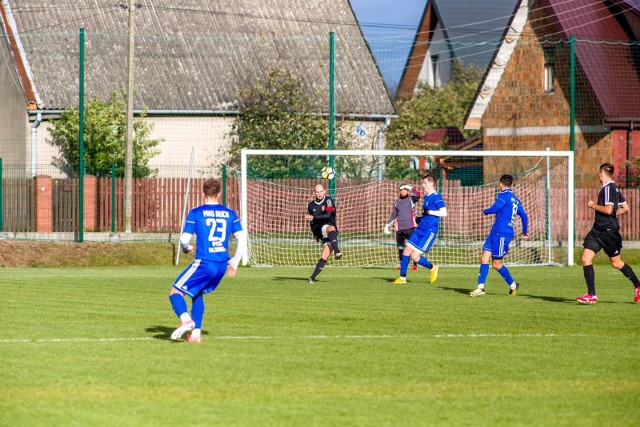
1, 265, 638, 426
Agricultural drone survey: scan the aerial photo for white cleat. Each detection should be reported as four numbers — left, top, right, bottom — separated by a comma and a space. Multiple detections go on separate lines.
171, 320, 195, 340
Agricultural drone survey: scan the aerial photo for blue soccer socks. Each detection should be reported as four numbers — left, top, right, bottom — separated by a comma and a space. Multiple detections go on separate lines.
191, 294, 205, 329
477, 263, 490, 286
418, 257, 433, 270
497, 265, 515, 286
399, 255, 411, 276
170, 293, 188, 318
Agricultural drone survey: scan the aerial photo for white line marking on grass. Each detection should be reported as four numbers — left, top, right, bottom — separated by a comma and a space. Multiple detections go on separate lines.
433, 333, 587, 338
0, 333, 586, 343
0, 337, 155, 343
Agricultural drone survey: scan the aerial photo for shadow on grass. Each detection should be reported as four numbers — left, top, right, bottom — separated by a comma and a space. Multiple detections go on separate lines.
518, 294, 577, 303
275, 276, 313, 282
145, 325, 209, 341
521, 293, 623, 304
439, 285, 474, 296
439, 284, 592, 304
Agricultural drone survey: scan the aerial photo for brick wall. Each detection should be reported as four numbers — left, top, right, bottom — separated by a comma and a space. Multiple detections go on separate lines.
480, 11, 626, 190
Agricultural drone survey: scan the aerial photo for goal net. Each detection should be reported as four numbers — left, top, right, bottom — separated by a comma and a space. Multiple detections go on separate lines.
240, 149, 574, 267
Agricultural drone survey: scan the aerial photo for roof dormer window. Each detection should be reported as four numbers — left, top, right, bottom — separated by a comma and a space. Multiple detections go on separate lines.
543, 48, 555, 93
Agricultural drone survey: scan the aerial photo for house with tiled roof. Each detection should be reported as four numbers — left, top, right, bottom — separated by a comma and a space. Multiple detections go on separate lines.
0, 0, 394, 177
464, 0, 640, 188
396, 0, 518, 99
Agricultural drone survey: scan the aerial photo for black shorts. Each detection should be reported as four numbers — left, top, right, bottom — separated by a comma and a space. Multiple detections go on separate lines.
396, 228, 416, 247
311, 224, 335, 244
583, 227, 623, 257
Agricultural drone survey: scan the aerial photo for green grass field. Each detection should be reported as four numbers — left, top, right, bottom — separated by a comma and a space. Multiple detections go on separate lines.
1, 265, 639, 426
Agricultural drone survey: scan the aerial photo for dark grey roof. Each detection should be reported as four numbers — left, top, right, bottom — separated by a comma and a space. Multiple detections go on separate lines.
433, 0, 519, 68
3, 0, 393, 116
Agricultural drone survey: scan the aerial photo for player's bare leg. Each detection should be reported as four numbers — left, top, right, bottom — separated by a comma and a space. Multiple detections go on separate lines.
310, 244, 332, 283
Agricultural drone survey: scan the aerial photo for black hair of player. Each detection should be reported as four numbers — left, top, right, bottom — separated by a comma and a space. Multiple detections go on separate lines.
599, 163, 614, 177
499, 175, 513, 187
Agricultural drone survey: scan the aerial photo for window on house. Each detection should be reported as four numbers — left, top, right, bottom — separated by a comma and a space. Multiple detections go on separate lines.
430, 54, 439, 88
544, 48, 555, 92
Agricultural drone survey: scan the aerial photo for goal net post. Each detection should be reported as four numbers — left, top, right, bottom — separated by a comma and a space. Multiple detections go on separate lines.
240, 149, 575, 267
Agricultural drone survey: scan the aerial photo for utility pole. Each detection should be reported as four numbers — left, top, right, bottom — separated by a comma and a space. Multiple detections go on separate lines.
124, 0, 136, 233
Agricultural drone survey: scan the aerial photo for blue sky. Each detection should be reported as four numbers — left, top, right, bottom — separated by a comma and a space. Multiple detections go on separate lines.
349, 0, 426, 93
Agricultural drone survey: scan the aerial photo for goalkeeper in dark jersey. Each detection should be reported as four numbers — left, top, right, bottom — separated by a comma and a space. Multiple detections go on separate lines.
305, 183, 342, 283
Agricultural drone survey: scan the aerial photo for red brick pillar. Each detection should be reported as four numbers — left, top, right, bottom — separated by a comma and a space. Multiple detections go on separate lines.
83, 175, 98, 231
34, 176, 53, 232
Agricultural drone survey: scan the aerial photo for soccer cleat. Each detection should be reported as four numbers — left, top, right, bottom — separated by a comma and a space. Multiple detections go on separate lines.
469, 287, 486, 297
576, 293, 598, 304
170, 319, 195, 340
393, 277, 407, 284
309, 277, 316, 284
430, 265, 439, 284
186, 333, 202, 343
635, 287, 640, 303
509, 282, 520, 296
334, 252, 343, 260
412, 265, 418, 271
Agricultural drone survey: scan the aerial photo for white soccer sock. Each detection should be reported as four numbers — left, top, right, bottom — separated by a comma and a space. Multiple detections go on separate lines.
191, 328, 201, 338
477, 284, 485, 289
180, 313, 192, 323
510, 283, 517, 290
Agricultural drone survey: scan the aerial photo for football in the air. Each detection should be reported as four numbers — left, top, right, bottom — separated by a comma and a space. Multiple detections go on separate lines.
321, 166, 335, 180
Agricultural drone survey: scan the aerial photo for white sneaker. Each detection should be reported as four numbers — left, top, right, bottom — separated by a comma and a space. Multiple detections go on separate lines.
469, 287, 486, 297
170, 320, 195, 340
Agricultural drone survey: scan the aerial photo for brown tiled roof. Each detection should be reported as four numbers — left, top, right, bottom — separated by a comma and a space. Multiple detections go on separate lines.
1, 0, 394, 116
421, 127, 466, 146
545, 0, 640, 123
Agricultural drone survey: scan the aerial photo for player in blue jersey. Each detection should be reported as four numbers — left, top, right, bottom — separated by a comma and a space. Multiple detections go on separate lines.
470, 174, 528, 297
393, 174, 446, 284
577, 163, 640, 304
169, 179, 247, 342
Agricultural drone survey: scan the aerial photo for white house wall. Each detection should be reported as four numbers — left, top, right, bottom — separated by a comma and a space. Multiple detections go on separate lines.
146, 116, 234, 177
30, 116, 233, 179
416, 21, 453, 91
30, 116, 388, 178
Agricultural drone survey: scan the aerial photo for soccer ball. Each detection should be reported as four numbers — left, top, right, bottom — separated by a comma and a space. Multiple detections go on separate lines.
321, 166, 335, 180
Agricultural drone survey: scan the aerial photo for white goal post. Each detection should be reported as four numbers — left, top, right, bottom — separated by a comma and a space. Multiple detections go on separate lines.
240, 149, 575, 267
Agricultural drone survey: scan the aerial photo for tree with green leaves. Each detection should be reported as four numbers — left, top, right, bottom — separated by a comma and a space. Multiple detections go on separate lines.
226, 68, 351, 179
47, 91, 162, 177
385, 61, 483, 179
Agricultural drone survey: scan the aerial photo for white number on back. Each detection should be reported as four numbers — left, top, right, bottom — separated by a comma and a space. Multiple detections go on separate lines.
206, 218, 227, 244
